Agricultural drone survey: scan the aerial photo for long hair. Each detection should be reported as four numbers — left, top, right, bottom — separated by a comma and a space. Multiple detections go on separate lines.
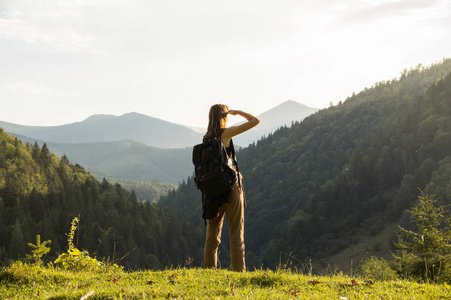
204, 104, 229, 139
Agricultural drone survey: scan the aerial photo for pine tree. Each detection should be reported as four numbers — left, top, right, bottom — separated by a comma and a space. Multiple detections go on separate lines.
40, 143, 51, 167
31, 142, 41, 162
393, 191, 451, 283
26, 235, 51, 265
9, 219, 26, 258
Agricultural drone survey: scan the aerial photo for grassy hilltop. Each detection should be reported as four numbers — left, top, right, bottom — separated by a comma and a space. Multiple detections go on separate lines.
2, 263, 450, 299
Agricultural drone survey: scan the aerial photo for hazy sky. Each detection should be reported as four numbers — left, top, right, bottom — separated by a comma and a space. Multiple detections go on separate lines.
1, 0, 450, 128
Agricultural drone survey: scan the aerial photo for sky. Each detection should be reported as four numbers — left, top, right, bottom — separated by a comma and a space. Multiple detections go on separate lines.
1, 0, 450, 128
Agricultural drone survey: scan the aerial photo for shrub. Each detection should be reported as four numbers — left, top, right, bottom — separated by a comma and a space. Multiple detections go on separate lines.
360, 256, 398, 281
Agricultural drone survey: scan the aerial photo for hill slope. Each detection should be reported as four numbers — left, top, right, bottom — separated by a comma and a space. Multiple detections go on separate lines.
0, 112, 202, 149
159, 59, 451, 269
46, 140, 192, 184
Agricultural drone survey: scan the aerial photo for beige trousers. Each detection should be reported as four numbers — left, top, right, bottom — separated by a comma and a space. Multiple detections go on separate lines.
204, 184, 246, 272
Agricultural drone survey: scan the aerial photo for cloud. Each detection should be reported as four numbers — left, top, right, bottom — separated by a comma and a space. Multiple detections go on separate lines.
71, 0, 302, 58
2, 81, 52, 94
0, 18, 93, 47
0, 0, 299, 57
0, 6, 95, 52
334, 0, 440, 26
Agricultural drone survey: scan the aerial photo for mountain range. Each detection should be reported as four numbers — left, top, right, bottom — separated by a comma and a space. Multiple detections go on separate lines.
1, 100, 318, 183
0, 112, 202, 149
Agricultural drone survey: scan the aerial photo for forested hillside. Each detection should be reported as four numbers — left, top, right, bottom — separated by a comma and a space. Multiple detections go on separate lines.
40, 139, 192, 184
159, 59, 451, 269
91, 176, 177, 203
0, 131, 203, 269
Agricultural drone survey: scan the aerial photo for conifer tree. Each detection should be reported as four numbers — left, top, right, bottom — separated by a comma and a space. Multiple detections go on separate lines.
31, 142, 41, 162
40, 143, 51, 167
393, 191, 451, 283
9, 219, 26, 258
26, 235, 51, 265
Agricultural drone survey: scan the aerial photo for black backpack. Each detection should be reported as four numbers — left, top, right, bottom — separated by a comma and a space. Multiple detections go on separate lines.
192, 136, 238, 218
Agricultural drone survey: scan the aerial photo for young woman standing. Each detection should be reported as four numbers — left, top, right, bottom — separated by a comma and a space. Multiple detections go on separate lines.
203, 104, 260, 272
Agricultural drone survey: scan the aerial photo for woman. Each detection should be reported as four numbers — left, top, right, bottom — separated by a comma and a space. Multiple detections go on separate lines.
203, 104, 260, 272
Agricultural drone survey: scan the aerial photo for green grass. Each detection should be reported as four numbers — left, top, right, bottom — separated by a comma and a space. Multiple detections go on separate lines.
1, 262, 451, 299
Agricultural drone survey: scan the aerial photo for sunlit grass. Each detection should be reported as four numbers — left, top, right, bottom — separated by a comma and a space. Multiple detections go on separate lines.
1, 262, 451, 299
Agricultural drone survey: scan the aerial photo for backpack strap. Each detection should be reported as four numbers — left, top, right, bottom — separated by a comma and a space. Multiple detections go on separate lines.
228, 138, 241, 188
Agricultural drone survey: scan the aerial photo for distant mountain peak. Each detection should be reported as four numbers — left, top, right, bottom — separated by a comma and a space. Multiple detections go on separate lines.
82, 114, 116, 122
119, 112, 160, 121
82, 112, 160, 124
120, 112, 147, 118
232, 100, 319, 147
267, 100, 318, 112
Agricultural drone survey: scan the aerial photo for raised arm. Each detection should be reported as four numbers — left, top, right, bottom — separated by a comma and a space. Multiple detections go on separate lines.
222, 110, 260, 146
